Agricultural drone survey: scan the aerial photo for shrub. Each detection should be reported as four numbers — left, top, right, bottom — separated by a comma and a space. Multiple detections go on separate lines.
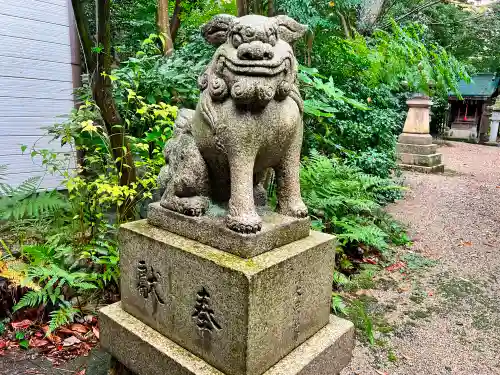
300, 153, 407, 270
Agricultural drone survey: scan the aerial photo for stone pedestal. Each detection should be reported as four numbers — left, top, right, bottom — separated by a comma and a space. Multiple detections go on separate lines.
396, 96, 444, 173
100, 214, 354, 375
100, 304, 354, 375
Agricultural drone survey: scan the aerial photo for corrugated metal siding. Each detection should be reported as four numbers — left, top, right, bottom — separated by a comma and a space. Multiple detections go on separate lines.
0, 0, 75, 189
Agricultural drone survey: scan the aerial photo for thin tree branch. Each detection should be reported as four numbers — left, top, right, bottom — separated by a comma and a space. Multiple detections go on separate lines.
170, 0, 182, 42
394, 0, 441, 23
337, 11, 352, 39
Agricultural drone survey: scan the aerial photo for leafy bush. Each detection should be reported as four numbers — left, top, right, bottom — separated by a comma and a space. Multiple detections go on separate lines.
113, 33, 215, 112
1, 73, 177, 331
300, 153, 406, 268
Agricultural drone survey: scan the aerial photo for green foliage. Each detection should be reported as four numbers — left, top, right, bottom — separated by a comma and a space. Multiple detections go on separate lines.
14, 263, 97, 311
381, 1, 500, 73
113, 34, 214, 110
0, 169, 68, 221
0, 322, 5, 335
15, 331, 29, 349
301, 153, 405, 249
49, 302, 79, 333
11, 239, 102, 332
331, 293, 348, 315
346, 298, 375, 345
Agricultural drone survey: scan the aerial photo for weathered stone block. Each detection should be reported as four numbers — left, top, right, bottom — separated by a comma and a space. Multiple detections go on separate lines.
399, 164, 445, 173
398, 152, 442, 167
401, 96, 432, 134
396, 143, 437, 155
100, 303, 355, 375
119, 220, 336, 375
148, 203, 310, 258
397, 133, 433, 145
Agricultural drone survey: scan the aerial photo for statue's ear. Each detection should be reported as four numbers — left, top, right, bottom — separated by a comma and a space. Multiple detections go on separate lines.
202, 14, 236, 46
275, 15, 308, 44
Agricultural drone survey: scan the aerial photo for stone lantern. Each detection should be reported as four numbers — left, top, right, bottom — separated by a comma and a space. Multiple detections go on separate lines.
396, 94, 444, 173
486, 97, 500, 146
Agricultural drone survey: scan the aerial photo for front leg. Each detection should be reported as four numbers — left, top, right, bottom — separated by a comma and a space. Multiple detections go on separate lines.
276, 124, 308, 218
226, 152, 262, 234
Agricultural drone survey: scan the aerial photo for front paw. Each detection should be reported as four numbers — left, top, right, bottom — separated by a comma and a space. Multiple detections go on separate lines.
278, 200, 308, 218
226, 213, 263, 234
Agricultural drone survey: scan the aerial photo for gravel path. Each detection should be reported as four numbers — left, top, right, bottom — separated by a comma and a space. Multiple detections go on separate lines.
341, 141, 500, 375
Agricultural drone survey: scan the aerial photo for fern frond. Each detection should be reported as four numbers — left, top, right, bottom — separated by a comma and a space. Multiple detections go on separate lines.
336, 222, 389, 250
14, 290, 45, 311
0, 183, 14, 196
0, 190, 69, 221
48, 303, 79, 333
13, 177, 42, 197
0, 165, 8, 181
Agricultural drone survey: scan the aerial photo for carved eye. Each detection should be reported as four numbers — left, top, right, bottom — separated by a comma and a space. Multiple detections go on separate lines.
244, 27, 255, 37
232, 33, 243, 48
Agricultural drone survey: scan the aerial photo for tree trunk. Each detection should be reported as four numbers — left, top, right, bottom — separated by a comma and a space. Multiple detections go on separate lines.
359, 0, 386, 27
237, 0, 248, 16
157, 0, 174, 56
268, 0, 275, 16
170, 0, 182, 42
95, 0, 137, 188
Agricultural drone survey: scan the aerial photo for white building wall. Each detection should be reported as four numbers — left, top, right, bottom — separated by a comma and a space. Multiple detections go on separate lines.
0, 0, 75, 189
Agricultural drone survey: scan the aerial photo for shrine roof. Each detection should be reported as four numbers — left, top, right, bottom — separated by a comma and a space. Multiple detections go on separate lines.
451, 73, 500, 99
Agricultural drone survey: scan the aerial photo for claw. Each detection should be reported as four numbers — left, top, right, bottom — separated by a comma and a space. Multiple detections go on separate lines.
226, 214, 262, 234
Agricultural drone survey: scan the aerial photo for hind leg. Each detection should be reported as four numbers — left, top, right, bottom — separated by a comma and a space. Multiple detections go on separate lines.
160, 134, 210, 216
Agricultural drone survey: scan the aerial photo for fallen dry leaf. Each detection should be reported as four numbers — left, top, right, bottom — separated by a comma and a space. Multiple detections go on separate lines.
63, 336, 81, 347
363, 258, 378, 265
386, 261, 406, 272
57, 327, 74, 335
11, 319, 33, 330
92, 326, 99, 340
0, 340, 7, 350
375, 370, 388, 375
29, 337, 50, 348
70, 324, 88, 334
74, 370, 86, 375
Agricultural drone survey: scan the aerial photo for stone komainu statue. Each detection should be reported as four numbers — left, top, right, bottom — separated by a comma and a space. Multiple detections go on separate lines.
159, 14, 308, 234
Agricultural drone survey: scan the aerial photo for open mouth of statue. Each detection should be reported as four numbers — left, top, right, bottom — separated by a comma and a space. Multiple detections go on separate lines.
223, 56, 291, 77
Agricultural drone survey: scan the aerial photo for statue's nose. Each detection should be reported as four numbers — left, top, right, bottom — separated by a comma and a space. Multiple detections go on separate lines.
237, 41, 274, 61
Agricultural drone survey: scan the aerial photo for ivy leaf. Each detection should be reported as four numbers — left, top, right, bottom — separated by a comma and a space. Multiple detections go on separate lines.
19, 339, 29, 350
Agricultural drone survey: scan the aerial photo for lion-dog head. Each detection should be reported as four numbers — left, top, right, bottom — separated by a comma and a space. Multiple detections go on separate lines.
198, 14, 307, 113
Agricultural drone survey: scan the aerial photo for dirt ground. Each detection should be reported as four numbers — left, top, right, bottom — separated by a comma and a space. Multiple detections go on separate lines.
341, 141, 500, 375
